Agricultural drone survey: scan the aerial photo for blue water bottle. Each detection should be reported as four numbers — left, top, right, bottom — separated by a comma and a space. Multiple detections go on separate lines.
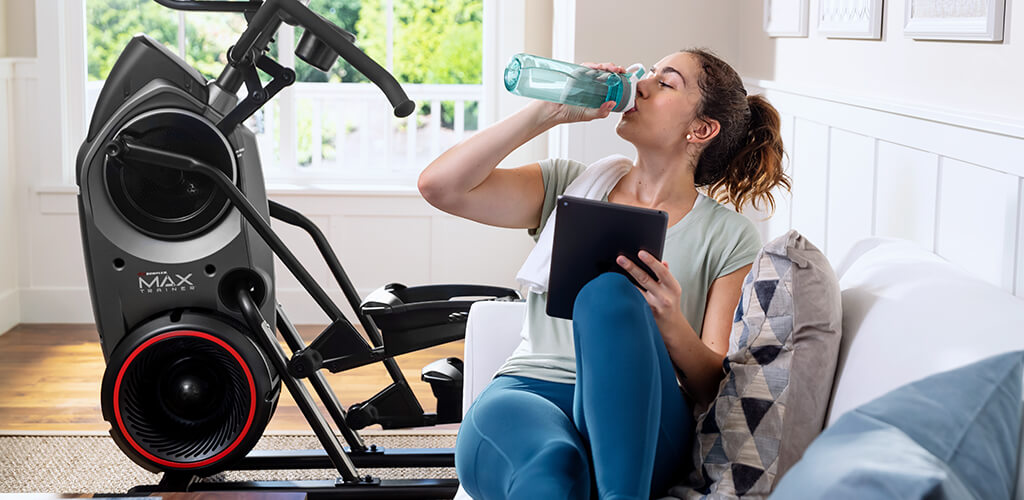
504, 53, 645, 112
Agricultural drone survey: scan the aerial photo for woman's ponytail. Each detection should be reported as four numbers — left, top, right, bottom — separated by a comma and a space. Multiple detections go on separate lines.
686, 49, 792, 215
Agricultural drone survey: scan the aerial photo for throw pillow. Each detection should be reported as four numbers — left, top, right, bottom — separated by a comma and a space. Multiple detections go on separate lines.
768, 350, 1024, 500
665, 229, 843, 499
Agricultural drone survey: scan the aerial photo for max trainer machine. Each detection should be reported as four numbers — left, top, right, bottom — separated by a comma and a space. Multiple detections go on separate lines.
76, 0, 519, 497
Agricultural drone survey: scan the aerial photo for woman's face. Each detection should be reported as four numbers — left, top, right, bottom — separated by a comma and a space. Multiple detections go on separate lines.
616, 51, 705, 151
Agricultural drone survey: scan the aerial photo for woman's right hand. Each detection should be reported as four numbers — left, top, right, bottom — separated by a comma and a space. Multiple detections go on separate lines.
538, 62, 626, 124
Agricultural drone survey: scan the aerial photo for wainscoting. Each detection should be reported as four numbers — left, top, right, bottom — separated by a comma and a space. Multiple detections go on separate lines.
0, 59, 26, 335
26, 187, 536, 324
744, 78, 1024, 300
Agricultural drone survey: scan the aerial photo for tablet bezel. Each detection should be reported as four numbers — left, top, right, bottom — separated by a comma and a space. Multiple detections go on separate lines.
546, 195, 669, 320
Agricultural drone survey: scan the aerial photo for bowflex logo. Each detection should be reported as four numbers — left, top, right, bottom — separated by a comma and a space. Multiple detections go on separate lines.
137, 271, 196, 294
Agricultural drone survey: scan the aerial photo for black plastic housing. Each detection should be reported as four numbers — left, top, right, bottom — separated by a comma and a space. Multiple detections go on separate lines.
86, 35, 209, 143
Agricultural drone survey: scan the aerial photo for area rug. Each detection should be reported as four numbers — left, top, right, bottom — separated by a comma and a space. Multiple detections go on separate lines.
0, 430, 458, 494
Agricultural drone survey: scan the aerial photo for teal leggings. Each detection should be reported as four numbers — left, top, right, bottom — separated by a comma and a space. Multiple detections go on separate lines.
455, 272, 694, 499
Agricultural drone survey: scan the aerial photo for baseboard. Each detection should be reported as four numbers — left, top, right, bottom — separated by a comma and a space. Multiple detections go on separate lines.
0, 288, 19, 336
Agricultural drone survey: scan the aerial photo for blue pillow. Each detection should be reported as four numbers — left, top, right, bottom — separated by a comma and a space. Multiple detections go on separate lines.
769, 351, 1024, 500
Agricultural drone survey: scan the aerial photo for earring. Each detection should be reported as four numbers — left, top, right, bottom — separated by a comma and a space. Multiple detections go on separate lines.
686, 134, 692, 140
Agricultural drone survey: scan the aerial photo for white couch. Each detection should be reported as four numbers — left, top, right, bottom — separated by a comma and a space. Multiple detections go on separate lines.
456, 236, 1024, 499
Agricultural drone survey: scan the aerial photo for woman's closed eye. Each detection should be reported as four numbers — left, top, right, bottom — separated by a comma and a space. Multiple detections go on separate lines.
647, 67, 673, 88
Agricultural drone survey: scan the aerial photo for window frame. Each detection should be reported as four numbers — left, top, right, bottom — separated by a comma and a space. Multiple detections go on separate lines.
72, 0, 495, 189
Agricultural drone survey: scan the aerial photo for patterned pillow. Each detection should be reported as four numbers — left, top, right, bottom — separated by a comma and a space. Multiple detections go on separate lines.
665, 229, 843, 499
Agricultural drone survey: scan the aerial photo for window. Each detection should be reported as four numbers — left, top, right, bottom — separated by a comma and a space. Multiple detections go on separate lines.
85, 0, 484, 187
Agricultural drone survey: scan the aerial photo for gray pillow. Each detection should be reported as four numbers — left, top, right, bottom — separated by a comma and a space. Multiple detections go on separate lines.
665, 229, 843, 499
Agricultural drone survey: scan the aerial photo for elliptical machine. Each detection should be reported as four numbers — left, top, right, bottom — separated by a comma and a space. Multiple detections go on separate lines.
76, 0, 519, 497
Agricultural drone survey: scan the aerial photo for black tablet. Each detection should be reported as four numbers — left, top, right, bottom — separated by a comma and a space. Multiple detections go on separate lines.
546, 195, 669, 320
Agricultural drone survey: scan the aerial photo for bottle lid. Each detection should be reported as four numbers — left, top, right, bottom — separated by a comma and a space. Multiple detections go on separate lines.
615, 63, 645, 112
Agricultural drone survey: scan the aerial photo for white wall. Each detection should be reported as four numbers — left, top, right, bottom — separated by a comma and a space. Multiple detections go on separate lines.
735, 1, 1024, 298
736, 0, 1023, 122
744, 80, 1024, 299
4, 0, 35, 58
560, 1, 742, 166
0, 0, 7, 57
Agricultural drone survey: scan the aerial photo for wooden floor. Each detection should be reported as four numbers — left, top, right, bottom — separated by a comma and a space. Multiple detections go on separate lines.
0, 323, 463, 432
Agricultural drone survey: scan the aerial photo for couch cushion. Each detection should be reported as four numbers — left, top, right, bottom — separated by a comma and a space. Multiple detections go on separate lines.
462, 300, 528, 417
666, 229, 842, 498
829, 237, 1024, 427
769, 351, 1024, 500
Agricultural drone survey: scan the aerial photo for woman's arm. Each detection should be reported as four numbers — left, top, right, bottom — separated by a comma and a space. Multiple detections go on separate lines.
617, 252, 751, 407
672, 264, 751, 404
418, 100, 557, 215
418, 90, 617, 229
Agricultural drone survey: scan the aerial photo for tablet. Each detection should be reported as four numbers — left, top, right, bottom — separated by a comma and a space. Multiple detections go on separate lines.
546, 195, 668, 320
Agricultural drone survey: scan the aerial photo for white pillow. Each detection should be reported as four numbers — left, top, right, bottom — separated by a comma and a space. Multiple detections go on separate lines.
829, 237, 1024, 426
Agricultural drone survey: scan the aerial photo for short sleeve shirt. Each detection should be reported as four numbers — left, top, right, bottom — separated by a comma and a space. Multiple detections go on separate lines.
495, 158, 763, 385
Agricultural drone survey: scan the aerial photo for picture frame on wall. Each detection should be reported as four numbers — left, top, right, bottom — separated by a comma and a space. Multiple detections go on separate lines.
818, 0, 884, 39
765, 0, 810, 37
904, 0, 1006, 41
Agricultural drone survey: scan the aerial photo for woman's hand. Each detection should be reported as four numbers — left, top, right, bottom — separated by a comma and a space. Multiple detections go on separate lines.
616, 250, 687, 335
537, 62, 626, 124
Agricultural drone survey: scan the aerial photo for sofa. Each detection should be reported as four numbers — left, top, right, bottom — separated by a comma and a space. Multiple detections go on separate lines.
455, 236, 1024, 499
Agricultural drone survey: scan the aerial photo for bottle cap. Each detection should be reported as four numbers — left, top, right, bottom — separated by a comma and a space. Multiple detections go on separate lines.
615, 63, 645, 112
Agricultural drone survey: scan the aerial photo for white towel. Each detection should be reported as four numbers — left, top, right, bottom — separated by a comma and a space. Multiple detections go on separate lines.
515, 154, 634, 294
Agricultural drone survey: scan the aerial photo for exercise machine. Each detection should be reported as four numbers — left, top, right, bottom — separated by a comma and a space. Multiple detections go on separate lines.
76, 0, 519, 497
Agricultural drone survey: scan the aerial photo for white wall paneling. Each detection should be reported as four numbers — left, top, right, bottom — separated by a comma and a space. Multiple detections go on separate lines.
22, 188, 536, 324
825, 129, 875, 266
1, 58, 36, 334
935, 157, 1019, 292
756, 113, 796, 244
745, 78, 1024, 298
874, 141, 939, 250
1017, 178, 1024, 299
271, 214, 332, 299
0, 59, 19, 335
789, 119, 830, 254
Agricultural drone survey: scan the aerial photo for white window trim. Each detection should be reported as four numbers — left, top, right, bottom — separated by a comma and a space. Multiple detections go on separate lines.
548, 0, 574, 160
58, 0, 500, 193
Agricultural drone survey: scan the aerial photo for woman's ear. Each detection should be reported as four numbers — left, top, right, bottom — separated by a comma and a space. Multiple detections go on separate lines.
690, 118, 721, 144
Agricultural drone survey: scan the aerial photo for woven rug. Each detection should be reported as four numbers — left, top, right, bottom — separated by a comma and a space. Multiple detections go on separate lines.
0, 430, 457, 494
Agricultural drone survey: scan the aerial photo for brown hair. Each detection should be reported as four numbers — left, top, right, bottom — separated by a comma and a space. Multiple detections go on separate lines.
684, 48, 791, 216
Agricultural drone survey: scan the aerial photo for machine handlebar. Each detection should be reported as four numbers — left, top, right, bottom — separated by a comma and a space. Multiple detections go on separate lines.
155, 0, 415, 118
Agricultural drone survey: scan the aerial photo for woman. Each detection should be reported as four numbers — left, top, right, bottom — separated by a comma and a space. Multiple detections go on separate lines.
418, 48, 791, 499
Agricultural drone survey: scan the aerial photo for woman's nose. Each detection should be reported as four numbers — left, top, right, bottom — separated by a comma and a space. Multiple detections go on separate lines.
635, 77, 651, 98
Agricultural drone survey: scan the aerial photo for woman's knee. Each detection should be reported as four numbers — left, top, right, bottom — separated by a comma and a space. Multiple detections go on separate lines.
573, 272, 646, 318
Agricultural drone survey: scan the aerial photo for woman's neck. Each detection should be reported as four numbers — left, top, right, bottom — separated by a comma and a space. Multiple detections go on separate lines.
611, 149, 699, 211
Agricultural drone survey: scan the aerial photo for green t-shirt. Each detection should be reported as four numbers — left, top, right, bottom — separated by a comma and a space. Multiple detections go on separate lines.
494, 158, 763, 385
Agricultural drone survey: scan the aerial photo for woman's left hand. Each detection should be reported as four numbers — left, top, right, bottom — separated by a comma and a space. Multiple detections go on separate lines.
616, 250, 686, 334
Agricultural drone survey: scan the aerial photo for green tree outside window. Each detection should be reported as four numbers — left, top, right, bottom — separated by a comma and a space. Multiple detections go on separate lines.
87, 0, 482, 170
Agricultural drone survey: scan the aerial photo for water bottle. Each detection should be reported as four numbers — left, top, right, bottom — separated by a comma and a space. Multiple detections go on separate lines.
504, 53, 645, 112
